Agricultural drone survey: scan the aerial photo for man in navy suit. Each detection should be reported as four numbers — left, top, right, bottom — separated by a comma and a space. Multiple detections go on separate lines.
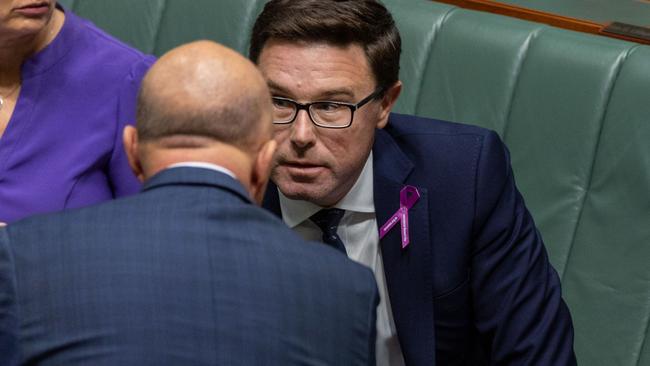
0, 41, 379, 366
251, 0, 576, 365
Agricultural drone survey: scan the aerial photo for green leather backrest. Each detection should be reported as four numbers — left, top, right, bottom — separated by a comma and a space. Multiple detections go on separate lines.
60, 0, 650, 364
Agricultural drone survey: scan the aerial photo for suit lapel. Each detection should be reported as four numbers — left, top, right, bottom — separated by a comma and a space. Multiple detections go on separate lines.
262, 127, 436, 365
374, 129, 435, 366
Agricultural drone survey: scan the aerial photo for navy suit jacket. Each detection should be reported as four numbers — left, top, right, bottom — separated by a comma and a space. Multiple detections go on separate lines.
0, 167, 379, 366
264, 113, 577, 365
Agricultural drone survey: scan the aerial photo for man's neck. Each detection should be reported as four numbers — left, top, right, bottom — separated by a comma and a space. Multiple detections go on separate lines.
166, 162, 237, 179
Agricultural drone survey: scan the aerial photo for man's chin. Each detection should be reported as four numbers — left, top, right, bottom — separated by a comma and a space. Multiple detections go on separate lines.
272, 168, 342, 205
274, 181, 328, 205
279, 185, 349, 207
278, 185, 321, 202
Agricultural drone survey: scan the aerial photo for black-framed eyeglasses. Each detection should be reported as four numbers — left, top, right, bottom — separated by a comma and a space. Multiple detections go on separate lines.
271, 88, 384, 129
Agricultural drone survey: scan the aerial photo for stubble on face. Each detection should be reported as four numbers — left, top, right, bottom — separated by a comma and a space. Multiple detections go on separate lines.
258, 40, 381, 207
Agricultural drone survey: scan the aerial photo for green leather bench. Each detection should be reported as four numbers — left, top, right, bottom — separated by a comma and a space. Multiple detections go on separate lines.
58, 0, 650, 364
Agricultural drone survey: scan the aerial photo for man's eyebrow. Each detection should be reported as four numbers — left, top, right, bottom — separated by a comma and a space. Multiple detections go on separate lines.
266, 80, 290, 95
266, 80, 356, 101
317, 89, 355, 101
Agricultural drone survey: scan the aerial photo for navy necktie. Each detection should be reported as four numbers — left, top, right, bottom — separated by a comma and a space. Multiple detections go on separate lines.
310, 208, 347, 255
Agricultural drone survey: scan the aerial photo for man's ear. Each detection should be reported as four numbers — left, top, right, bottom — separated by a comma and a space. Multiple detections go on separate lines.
249, 139, 278, 205
123, 126, 146, 183
376, 80, 402, 129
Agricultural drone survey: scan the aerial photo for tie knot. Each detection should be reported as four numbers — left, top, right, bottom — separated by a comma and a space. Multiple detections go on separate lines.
309, 208, 347, 254
310, 208, 345, 235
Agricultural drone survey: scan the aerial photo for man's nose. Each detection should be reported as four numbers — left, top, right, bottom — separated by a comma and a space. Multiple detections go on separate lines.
290, 109, 317, 148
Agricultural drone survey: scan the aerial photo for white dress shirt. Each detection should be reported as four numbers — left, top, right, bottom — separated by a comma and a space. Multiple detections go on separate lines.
167, 162, 237, 179
279, 153, 406, 366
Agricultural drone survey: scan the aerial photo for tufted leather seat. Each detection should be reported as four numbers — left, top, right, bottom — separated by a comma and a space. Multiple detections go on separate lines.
58, 0, 650, 364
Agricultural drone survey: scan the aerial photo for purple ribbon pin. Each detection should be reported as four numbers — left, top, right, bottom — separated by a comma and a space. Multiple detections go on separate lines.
379, 186, 421, 249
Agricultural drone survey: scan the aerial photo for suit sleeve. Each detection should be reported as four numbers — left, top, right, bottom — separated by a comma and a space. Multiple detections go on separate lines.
0, 228, 19, 366
107, 55, 156, 198
470, 131, 576, 365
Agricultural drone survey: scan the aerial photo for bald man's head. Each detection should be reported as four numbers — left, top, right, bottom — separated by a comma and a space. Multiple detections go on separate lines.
124, 41, 277, 204
136, 41, 272, 150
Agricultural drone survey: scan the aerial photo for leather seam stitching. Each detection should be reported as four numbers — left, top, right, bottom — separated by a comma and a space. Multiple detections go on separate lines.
634, 302, 650, 366
501, 26, 543, 142
559, 44, 632, 282
151, 0, 169, 56
413, 7, 458, 115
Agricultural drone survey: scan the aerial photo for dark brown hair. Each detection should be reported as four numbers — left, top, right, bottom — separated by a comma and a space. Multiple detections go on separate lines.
249, 0, 401, 92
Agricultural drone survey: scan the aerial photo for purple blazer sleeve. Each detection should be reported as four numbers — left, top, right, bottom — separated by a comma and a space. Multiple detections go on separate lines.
108, 56, 156, 197
471, 131, 576, 365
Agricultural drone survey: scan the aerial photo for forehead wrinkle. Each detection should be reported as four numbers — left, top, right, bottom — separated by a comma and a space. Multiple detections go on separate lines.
264, 63, 372, 101
261, 50, 372, 103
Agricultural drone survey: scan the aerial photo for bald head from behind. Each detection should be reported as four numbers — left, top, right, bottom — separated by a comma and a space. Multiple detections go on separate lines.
123, 41, 276, 203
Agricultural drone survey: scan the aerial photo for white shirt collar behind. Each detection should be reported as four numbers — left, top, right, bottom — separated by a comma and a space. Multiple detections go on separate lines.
166, 162, 237, 179
279, 152, 375, 228
278, 152, 406, 366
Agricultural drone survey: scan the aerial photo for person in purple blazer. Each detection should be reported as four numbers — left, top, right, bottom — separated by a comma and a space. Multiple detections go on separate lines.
0, 0, 154, 224
253, 0, 577, 365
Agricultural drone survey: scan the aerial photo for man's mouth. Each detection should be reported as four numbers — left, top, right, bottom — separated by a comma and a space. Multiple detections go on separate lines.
280, 161, 326, 176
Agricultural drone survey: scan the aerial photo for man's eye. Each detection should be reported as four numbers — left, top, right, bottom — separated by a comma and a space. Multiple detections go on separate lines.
314, 102, 343, 112
272, 99, 293, 109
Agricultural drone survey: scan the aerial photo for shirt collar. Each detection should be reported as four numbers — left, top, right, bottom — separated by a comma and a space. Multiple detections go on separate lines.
166, 162, 237, 179
279, 152, 375, 228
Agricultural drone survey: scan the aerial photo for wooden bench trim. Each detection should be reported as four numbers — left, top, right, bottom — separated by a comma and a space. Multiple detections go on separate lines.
433, 0, 650, 44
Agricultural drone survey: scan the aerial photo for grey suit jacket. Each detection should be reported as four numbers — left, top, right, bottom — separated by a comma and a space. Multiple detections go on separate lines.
0, 167, 378, 365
